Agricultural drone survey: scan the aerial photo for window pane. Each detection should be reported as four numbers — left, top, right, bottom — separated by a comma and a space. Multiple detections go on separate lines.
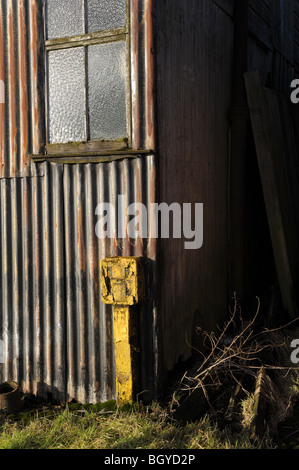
48, 48, 86, 144
87, 0, 127, 32
46, 0, 84, 39
88, 41, 127, 141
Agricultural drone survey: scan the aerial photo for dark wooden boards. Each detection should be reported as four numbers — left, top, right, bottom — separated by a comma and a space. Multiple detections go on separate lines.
245, 71, 299, 320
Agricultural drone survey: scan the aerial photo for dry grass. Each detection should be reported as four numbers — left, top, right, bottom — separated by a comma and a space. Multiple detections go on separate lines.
171, 293, 299, 439
0, 293, 298, 450
0, 400, 274, 450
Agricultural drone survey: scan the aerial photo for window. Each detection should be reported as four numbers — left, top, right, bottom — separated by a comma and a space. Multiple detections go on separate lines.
44, 0, 130, 156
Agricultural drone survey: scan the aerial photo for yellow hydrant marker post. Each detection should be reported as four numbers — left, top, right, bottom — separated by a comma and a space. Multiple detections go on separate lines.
100, 257, 145, 404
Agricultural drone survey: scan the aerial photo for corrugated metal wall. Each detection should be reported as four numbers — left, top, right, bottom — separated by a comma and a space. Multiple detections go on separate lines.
0, 157, 157, 403
1, 0, 299, 404
0, 0, 158, 403
0, 163, 65, 401
63, 157, 157, 403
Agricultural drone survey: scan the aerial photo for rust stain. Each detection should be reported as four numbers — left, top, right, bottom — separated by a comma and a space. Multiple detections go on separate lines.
23, 182, 29, 274
131, 0, 155, 151
0, 0, 42, 177
135, 160, 143, 254
76, 168, 87, 273
19, 0, 29, 172
30, 0, 43, 156
144, 0, 155, 151
130, 0, 140, 150
0, 2, 4, 178
8, 0, 16, 176
33, 169, 41, 393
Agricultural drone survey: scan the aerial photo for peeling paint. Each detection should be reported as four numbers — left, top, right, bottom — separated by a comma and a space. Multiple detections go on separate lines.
100, 256, 145, 403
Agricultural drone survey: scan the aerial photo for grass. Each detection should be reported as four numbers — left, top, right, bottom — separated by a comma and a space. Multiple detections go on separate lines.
1, 297, 298, 450
0, 399, 276, 450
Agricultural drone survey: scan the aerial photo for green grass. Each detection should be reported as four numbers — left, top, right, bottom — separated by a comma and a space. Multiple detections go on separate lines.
0, 400, 275, 450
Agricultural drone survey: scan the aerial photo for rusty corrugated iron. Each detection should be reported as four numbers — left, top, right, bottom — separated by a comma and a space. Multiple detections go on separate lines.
0, 0, 44, 178
63, 156, 157, 403
0, 0, 158, 403
0, 163, 65, 401
0, 156, 158, 403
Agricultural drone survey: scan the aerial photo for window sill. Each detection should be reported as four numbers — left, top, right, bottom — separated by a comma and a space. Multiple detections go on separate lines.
29, 149, 153, 164
46, 140, 130, 155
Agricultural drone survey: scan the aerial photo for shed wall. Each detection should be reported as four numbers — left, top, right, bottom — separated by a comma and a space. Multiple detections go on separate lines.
154, 0, 234, 372
0, 157, 158, 403
0, 0, 159, 403
154, 0, 299, 376
1, 0, 299, 402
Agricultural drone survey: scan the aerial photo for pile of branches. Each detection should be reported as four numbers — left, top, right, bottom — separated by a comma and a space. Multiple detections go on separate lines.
172, 293, 299, 436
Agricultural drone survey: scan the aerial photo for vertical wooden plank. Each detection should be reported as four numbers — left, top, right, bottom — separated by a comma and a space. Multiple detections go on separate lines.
244, 71, 298, 319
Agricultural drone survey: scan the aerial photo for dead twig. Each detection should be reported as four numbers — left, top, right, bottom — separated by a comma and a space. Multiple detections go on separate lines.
172, 292, 299, 435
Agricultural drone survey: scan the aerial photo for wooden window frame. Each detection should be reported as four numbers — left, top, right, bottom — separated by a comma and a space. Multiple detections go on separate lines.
31, 0, 155, 162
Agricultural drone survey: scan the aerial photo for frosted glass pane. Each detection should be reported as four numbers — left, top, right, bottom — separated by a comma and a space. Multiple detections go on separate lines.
46, 0, 84, 39
87, 0, 127, 32
48, 48, 86, 144
88, 41, 127, 140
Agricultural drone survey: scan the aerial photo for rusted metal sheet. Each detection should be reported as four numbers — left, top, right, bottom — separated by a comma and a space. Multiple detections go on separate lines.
0, 0, 158, 403
63, 156, 157, 403
0, 163, 66, 402
0, 0, 44, 178
0, 156, 157, 403
0, 0, 298, 407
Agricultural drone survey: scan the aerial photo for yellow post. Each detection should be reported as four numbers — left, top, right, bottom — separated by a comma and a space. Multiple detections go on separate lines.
100, 257, 145, 404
